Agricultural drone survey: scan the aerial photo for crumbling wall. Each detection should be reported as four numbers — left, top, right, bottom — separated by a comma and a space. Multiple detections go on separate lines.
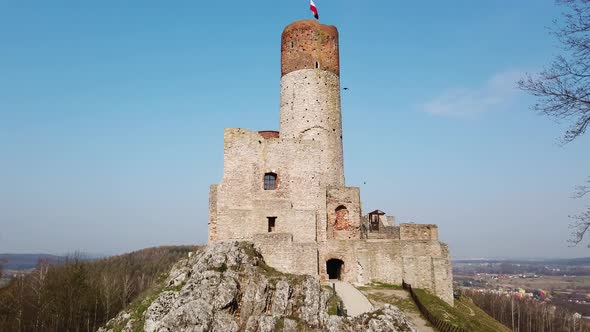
326, 187, 361, 240
400, 224, 438, 241
211, 128, 327, 243
281, 20, 340, 77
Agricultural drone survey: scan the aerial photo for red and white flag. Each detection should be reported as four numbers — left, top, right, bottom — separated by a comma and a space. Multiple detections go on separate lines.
310, 0, 319, 20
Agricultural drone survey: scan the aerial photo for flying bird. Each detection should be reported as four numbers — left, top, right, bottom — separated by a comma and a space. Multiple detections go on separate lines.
343, 87, 349, 91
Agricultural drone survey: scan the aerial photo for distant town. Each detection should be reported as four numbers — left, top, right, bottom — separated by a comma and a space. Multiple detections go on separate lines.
454, 258, 590, 319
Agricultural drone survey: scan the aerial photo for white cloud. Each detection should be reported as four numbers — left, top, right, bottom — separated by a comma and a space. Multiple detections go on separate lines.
422, 70, 522, 117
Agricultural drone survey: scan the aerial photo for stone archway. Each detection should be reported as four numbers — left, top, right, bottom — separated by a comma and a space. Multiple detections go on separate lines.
326, 259, 344, 280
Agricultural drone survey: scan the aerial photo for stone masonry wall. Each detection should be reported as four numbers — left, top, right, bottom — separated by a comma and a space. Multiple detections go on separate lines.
281, 20, 340, 77
212, 128, 327, 243
208, 184, 218, 242
279, 69, 344, 188
326, 187, 361, 240
254, 234, 319, 276
320, 239, 454, 305
400, 223, 439, 241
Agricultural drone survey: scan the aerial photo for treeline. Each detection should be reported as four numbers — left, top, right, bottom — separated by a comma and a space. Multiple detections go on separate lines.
464, 289, 590, 332
0, 245, 198, 332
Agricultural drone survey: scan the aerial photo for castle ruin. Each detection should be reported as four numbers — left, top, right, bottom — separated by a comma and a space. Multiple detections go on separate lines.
208, 20, 454, 304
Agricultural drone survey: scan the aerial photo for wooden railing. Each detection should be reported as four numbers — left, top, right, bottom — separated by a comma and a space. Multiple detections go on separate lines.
402, 280, 468, 332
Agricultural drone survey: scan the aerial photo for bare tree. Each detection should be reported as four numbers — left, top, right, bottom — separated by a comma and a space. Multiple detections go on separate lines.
570, 178, 590, 244
518, 0, 590, 244
519, 0, 590, 143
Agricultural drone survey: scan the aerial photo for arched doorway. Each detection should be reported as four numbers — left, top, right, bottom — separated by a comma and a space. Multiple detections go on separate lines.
326, 259, 344, 280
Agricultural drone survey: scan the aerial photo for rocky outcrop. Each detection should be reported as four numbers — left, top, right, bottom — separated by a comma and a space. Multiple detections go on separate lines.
100, 242, 416, 332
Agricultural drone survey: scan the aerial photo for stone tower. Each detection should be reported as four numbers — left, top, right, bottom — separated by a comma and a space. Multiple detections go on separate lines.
279, 20, 344, 187
208, 19, 455, 305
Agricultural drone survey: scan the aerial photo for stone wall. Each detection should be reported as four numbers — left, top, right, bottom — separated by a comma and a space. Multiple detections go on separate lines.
320, 239, 454, 305
326, 187, 361, 240
279, 69, 344, 188
385, 216, 395, 226
281, 20, 340, 77
208, 184, 218, 242
211, 128, 327, 243
432, 245, 454, 304
254, 234, 319, 276
400, 223, 438, 241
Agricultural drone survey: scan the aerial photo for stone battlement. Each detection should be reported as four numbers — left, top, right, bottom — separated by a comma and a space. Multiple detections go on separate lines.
400, 224, 439, 241
281, 20, 340, 77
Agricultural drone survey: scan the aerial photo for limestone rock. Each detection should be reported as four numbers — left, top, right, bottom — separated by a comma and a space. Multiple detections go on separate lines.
101, 242, 417, 332
347, 305, 418, 332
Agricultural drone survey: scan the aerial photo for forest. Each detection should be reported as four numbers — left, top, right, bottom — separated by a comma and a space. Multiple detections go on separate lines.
464, 289, 590, 332
0, 245, 198, 332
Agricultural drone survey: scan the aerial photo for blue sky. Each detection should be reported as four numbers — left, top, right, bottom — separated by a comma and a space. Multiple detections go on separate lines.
1, 1, 589, 258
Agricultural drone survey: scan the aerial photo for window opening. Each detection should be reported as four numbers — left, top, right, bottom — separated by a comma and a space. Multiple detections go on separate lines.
267, 217, 277, 232
264, 173, 277, 190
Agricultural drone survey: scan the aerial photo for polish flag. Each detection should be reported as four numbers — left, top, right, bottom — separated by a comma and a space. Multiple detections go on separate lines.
310, 0, 319, 20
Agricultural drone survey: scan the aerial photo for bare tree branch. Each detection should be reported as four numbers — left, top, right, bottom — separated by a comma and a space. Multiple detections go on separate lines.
520, 1, 590, 245
519, 0, 590, 144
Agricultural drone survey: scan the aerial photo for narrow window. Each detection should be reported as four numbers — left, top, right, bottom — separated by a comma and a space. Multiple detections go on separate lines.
290, 41, 294, 48
264, 172, 277, 190
315, 61, 319, 69
267, 217, 277, 232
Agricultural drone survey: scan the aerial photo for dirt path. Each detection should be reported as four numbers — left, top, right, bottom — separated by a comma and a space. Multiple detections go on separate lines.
330, 281, 374, 317
359, 287, 435, 332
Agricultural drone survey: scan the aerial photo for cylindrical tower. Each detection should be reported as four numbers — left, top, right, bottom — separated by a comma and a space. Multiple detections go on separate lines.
279, 20, 344, 186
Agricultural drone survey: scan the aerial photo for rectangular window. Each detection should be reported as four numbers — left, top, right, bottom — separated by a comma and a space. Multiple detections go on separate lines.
264, 173, 277, 190
267, 217, 276, 232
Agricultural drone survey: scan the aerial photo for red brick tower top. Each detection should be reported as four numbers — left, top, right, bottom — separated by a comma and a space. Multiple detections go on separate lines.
281, 20, 340, 77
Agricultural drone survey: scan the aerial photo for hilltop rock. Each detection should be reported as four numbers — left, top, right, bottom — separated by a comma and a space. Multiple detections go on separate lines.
100, 242, 416, 332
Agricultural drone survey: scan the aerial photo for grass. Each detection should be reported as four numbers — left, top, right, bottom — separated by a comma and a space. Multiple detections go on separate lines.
369, 282, 404, 290
165, 280, 186, 292
357, 283, 510, 332
413, 289, 511, 332
364, 291, 418, 314
323, 285, 343, 316
357, 282, 415, 313
274, 317, 285, 331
